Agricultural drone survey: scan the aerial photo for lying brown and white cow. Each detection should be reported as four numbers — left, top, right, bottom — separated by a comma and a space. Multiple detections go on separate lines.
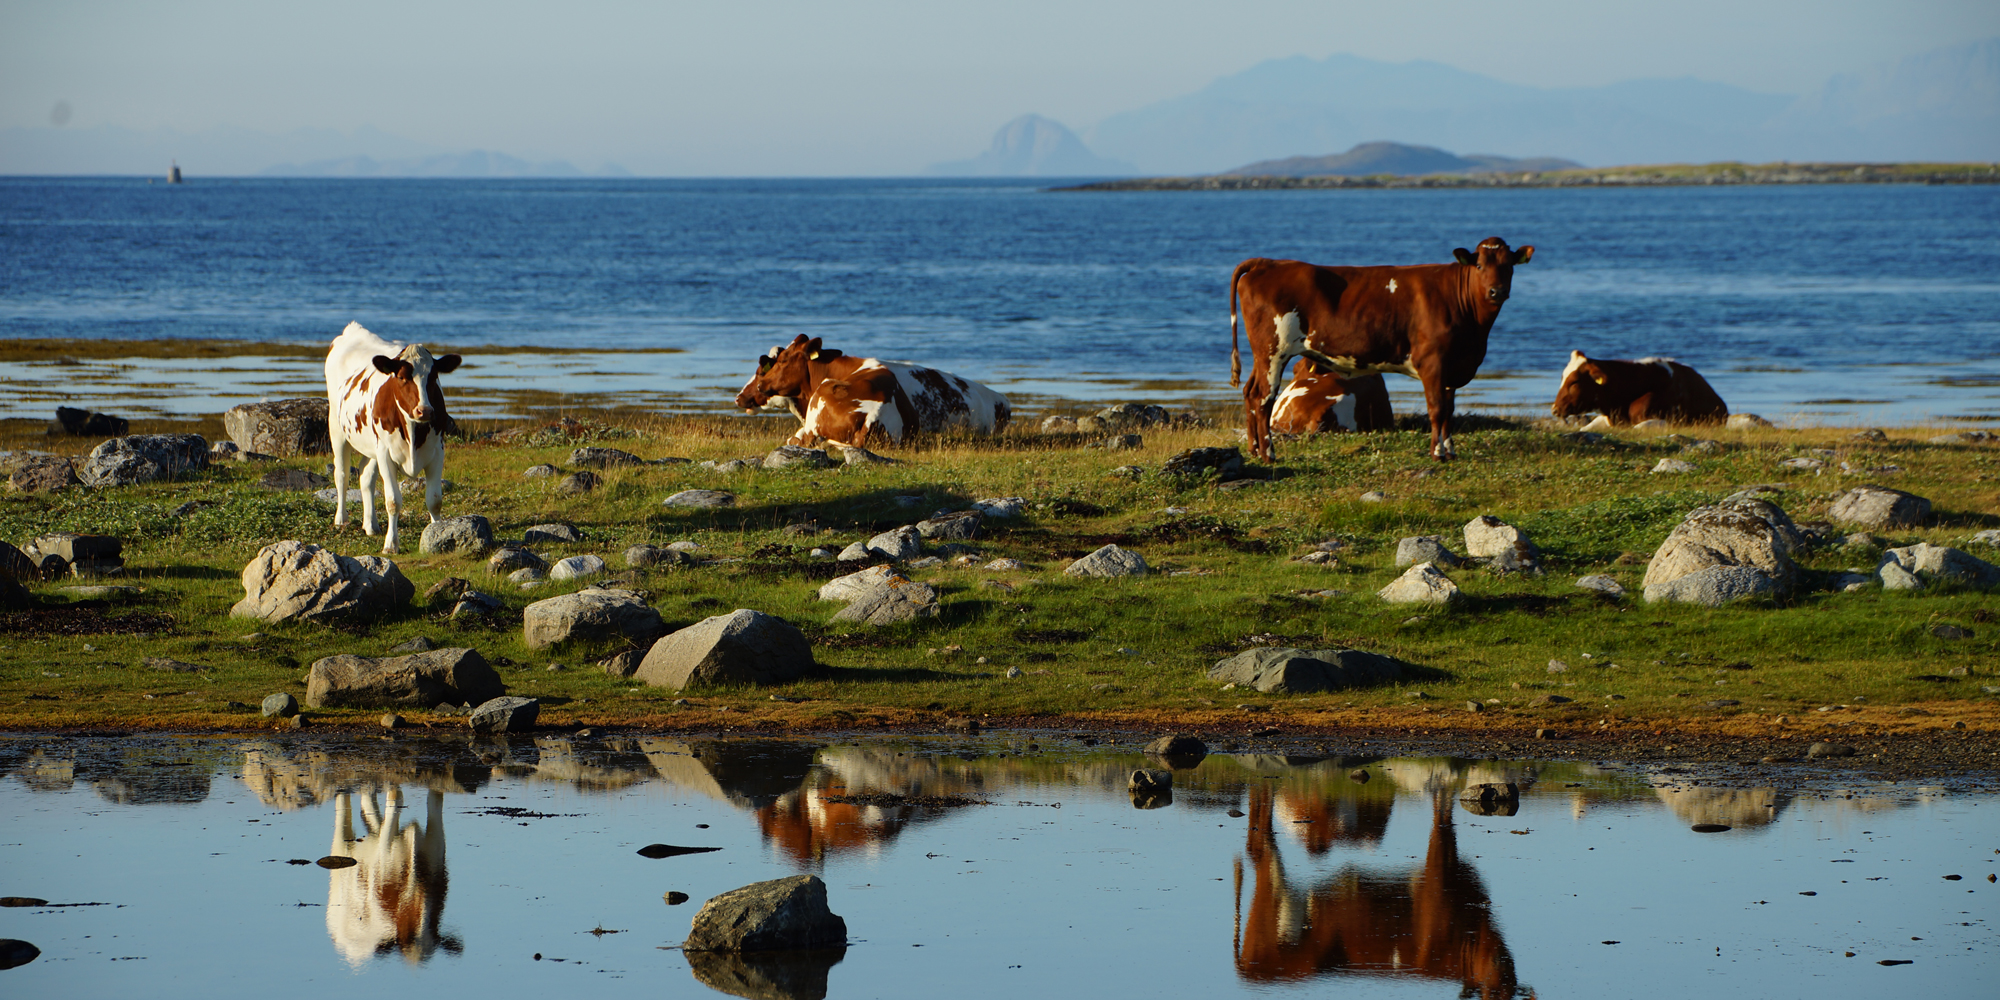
1550, 350, 1728, 427
1270, 364, 1394, 435
735, 334, 1011, 447
325, 321, 461, 554
1230, 237, 1533, 461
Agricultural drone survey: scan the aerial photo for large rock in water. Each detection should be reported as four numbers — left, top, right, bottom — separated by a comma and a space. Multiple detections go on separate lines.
522, 588, 667, 649
79, 434, 209, 487
1828, 485, 1931, 530
684, 875, 847, 952
1208, 647, 1405, 693
633, 609, 814, 691
305, 647, 504, 708
1643, 565, 1779, 606
224, 398, 330, 456
1877, 542, 2000, 591
229, 541, 414, 622
1641, 495, 1801, 596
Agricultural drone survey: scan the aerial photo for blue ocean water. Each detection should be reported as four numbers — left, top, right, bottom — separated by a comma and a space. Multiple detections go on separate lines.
2, 176, 1997, 423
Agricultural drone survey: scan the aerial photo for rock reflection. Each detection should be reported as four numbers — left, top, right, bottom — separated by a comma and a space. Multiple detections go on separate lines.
241, 739, 488, 810
1653, 783, 1791, 828
1235, 787, 1517, 998
686, 947, 847, 1000
325, 787, 460, 965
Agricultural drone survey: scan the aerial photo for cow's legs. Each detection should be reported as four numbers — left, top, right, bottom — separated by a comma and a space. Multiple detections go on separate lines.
356, 458, 380, 536
422, 458, 444, 525
378, 450, 403, 554
330, 434, 351, 530
1421, 374, 1457, 461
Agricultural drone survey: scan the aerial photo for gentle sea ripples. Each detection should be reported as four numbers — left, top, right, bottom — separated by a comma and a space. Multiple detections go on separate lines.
1, 734, 1994, 999
1, 177, 1997, 424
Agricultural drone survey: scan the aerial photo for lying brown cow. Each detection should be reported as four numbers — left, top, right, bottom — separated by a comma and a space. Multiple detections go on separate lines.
1270, 364, 1394, 435
1231, 237, 1533, 462
735, 334, 1010, 447
1551, 350, 1728, 426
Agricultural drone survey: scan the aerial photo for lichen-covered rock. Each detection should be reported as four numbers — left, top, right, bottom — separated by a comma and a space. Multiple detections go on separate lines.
79, 433, 209, 487
1651, 458, 1696, 474
224, 398, 330, 456
569, 446, 645, 469
305, 647, 504, 708
487, 546, 546, 575
1064, 544, 1148, 578
864, 525, 922, 561
1207, 647, 1405, 693
1377, 563, 1461, 604
764, 445, 835, 470
633, 609, 814, 691
1394, 537, 1462, 568
419, 515, 494, 555
972, 497, 1027, 518
1726, 413, 1773, 429
1575, 575, 1625, 597
1877, 542, 2000, 591
1161, 446, 1244, 480
915, 510, 981, 540
626, 544, 694, 568
684, 874, 847, 952
8, 455, 81, 493
522, 587, 666, 649
1643, 565, 1779, 606
1641, 496, 1801, 594
1829, 485, 1931, 530
230, 541, 414, 622
1462, 516, 1532, 559
818, 567, 939, 625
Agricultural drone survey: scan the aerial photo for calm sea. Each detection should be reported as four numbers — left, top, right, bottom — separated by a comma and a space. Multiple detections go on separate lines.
2, 177, 1996, 424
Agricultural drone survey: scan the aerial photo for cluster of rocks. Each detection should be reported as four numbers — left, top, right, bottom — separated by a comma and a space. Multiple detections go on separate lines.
79, 433, 210, 488
1039, 403, 1199, 435
1377, 515, 1545, 605
697, 443, 895, 473
818, 565, 939, 625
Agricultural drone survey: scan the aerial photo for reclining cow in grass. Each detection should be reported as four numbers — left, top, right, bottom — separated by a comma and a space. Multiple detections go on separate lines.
325, 321, 461, 554
734, 334, 1010, 447
1550, 350, 1728, 427
1270, 363, 1394, 436
1230, 237, 1533, 462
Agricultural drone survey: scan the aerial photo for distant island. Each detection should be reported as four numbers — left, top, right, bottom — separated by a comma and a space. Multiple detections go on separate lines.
1062, 142, 2000, 191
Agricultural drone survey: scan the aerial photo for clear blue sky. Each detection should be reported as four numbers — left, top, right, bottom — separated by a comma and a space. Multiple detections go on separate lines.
4, 0, 1995, 174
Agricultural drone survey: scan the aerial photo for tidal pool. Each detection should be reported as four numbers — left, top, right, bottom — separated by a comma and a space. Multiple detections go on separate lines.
0, 733, 1992, 999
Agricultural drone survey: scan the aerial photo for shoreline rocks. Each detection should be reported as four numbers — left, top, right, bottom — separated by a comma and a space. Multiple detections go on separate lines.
634, 609, 814, 691
305, 647, 504, 709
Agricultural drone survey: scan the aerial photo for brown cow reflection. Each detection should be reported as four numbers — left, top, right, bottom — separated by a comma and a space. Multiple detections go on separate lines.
326, 786, 461, 965
1235, 786, 1521, 998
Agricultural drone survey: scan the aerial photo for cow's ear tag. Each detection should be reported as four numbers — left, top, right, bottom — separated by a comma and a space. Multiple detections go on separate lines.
1453, 248, 1477, 266
1591, 373, 1607, 385
809, 351, 820, 360
1514, 245, 1535, 264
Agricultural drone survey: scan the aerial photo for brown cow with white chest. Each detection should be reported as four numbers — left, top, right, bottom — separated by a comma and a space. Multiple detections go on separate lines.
1551, 351, 1728, 426
1230, 238, 1533, 462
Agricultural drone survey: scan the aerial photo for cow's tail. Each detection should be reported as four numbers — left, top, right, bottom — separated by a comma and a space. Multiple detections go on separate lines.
1228, 260, 1251, 388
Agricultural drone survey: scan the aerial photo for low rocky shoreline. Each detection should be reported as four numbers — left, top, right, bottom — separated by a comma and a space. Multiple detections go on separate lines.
1062, 161, 2000, 192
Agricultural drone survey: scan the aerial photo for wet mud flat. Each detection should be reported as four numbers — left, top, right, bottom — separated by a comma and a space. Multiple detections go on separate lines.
1, 730, 1994, 999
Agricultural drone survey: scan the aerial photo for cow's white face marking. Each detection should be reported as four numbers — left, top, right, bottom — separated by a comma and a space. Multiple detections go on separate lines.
1386, 278, 1398, 294
1561, 350, 1589, 384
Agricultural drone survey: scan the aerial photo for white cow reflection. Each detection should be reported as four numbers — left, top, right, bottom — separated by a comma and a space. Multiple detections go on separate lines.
326, 787, 460, 965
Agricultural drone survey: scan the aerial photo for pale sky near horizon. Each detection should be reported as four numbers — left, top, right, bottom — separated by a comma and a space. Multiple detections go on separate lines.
4, 0, 1996, 174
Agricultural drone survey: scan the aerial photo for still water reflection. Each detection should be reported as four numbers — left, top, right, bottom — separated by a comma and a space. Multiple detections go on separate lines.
0, 734, 1991, 999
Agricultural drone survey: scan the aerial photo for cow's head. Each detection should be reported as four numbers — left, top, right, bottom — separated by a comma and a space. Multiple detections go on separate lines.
1452, 237, 1534, 308
370, 345, 461, 430
736, 334, 839, 412
1550, 349, 1606, 417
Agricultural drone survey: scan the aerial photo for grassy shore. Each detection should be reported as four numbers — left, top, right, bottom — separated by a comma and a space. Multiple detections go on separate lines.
1, 402, 1995, 742
1063, 160, 2000, 192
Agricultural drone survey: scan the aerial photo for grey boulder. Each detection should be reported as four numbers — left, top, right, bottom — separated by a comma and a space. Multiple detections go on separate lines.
663, 489, 736, 508
764, 445, 835, 470
21, 533, 123, 577
820, 567, 939, 625
468, 696, 540, 733
419, 515, 494, 555
1877, 543, 2000, 591
305, 647, 504, 709
626, 544, 695, 568
1208, 647, 1405, 693
549, 554, 608, 581
1395, 536, 1463, 568
1377, 563, 1461, 604
684, 874, 847, 952
1064, 544, 1148, 578
865, 525, 923, 561
230, 541, 414, 622
1829, 485, 1931, 530
915, 510, 982, 540
80, 433, 209, 487
487, 546, 547, 575
8, 455, 81, 493
1575, 574, 1625, 597
633, 609, 814, 691
1642, 496, 1801, 595
260, 692, 299, 718
523, 523, 583, 545
1643, 565, 1779, 606
570, 446, 644, 468
1161, 446, 1244, 480
522, 587, 667, 649
224, 398, 330, 456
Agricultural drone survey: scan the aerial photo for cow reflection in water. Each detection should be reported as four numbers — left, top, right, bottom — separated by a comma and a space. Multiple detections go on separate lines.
1235, 786, 1520, 998
326, 787, 460, 965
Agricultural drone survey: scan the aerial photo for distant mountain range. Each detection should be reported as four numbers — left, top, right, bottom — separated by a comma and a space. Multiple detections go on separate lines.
1225, 142, 1580, 177
940, 37, 2000, 177
927, 115, 1134, 177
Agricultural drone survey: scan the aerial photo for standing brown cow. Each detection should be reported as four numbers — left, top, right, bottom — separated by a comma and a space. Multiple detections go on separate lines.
1230, 238, 1533, 461
1551, 350, 1728, 426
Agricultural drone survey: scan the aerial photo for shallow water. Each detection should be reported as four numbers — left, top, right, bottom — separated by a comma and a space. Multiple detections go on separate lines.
3, 178, 1998, 425
1, 733, 1992, 999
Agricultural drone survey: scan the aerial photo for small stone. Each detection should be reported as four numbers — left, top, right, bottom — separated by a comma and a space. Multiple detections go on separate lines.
1547, 660, 1568, 673
549, 554, 608, 581
468, 696, 540, 733
1005, 666, 1024, 678
1536, 694, 1572, 705
380, 713, 403, 729
261, 692, 298, 718
1064, 544, 1148, 578
1726, 413, 1773, 429
665, 891, 690, 905
663, 489, 736, 508
1575, 575, 1624, 597
1377, 563, 1460, 605
557, 471, 601, 495
1464, 700, 1484, 712
522, 463, 560, 478
1358, 491, 1387, 503
388, 635, 437, 654
1651, 458, 1697, 474
570, 446, 645, 469
1806, 742, 1855, 759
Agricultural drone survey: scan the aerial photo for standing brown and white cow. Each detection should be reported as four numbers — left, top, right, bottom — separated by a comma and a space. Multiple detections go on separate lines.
1550, 351, 1728, 426
734, 334, 1010, 448
1230, 238, 1533, 461
1269, 364, 1395, 436
325, 321, 461, 554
